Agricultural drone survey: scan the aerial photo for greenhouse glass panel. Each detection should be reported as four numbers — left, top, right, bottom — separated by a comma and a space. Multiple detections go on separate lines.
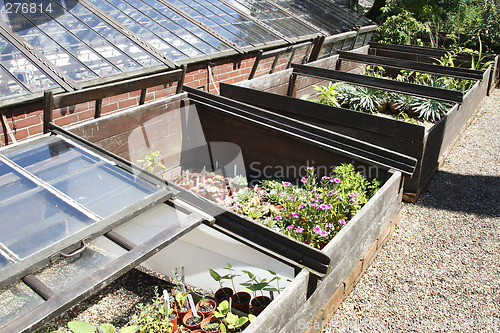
0, 2, 98, 81
51, 0, 162, 69
0, 34, 58, 94
4, 136, 159, 218
165, 0, 280, 47
226, 0, 318, 38
273, 0, 355, 34
0, 159, 95, 259
0, 65, 29, 99
127, 0, 232, 54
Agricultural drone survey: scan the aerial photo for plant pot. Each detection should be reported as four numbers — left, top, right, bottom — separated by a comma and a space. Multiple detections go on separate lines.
214, 287, 233, 303
176, 303, 191, 322
251, 295, 271, 316
376, 101, 387, 113
196, 299, 216, 317
169, 311, 178, 332
175, 328, 191, 333
201, 317, 222, 333
231, 291, 251, 314
182, 309, 204, 330
179, 181, 194, 189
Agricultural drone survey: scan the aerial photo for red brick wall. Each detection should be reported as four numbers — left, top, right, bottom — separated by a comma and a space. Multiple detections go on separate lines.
0, 49, 309, 146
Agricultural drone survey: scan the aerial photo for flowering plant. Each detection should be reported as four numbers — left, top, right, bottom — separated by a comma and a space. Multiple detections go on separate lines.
257, 164, 380, 248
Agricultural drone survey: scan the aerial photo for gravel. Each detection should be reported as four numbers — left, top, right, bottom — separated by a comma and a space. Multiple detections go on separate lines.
324, 87, 500, 332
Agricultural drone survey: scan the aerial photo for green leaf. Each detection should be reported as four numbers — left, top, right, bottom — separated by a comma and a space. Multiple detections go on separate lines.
98, 324, 116, 333
119, 325, 139, 333
209, 269, 222, 281
68, 321, 97, 333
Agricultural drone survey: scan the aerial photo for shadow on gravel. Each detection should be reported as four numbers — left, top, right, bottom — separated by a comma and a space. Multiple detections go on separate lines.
416, 170, 500, 218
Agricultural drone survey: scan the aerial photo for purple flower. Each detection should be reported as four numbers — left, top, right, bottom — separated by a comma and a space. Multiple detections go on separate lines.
301, 177, 308, 183
287, 225, 294, 230
331, 178, 340, 183
296, 227, 304, 233
320, 231, 328, 237
292, 213, 299, 219
313, 226, 322, 234
328, 192, 334, 196
276, 215, 282, 221
283, 181, 291, 187
339, 219, 346, 225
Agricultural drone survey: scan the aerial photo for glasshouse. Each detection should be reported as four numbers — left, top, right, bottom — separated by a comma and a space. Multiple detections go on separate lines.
0, 0, 498, 332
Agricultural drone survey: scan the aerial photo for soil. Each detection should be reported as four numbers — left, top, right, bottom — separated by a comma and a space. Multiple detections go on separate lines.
203, 322, 220, 332
186, 315, 203, 326
198, 303, 214, 312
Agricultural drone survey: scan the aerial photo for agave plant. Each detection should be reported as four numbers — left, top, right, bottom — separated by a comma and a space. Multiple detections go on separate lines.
411, 98, 450, 122
342, 84, 387, 114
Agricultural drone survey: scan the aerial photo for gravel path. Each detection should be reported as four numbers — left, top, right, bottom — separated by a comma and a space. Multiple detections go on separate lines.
325, 87, 500, 332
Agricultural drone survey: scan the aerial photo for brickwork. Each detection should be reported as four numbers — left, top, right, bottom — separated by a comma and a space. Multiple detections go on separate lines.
0, 54, 262, 146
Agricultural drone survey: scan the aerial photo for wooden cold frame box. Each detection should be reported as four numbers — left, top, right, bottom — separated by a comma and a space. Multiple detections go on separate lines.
220, 44, 494, 201
66, 89, 406, 332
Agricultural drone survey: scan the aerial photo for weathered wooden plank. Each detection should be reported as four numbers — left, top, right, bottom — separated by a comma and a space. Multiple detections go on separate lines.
338, 51, 484, 80
52, 69, 185, 109
3, 213, 204, 333
291, 64, 464, 103
219, 83, 425, 144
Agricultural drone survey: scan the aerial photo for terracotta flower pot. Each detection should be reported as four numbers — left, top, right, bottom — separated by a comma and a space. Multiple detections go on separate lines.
231, 291, 251, 314
196, 299, 216, 317
251, 295, 271, 316
214, 287, 233, 303
169, 311, 178, 332
182, 309, 204, 330
201, 317, 222, 333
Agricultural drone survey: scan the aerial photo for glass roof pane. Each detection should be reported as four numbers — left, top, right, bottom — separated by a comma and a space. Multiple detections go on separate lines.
0, 159, 95, 259
4, 136, 160, 218
274, 0, 345, 34
1, 8, 98, 81
226, 0, 319, 38
0, 255, 10, 269
51, 0, 161, 69
166, 0, 279, 47
136, 0, 232, 52
0, 65, 29, 99
0, 280, 44, 327
0, 34, 58, 94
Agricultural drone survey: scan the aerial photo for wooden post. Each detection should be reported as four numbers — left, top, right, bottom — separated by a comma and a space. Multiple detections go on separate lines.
176, 64, 187, 94
286, 72, 298, 97
139, 88, 147, 105
43, 91, 54, 134
94, 99, 102, 118
1, 114, 17, 145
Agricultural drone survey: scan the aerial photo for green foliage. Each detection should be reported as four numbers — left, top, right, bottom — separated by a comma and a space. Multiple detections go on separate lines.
336, 84, 387, 114
233, 187, 255, 204
411, 98, 450, 122
57, 321, 138, 333
312, 82, 343, 107
131, 291, 174, 333
137, 150, 166, 173
373, 10, 425, 45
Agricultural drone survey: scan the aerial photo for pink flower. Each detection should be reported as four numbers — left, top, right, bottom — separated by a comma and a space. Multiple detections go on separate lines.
339, 219, 346, 225
296, 227, 304, 233
348, 192, 357, 197
299, 203, 306, 209
318, 204, 327, 210
307, 166, 314, 170
289, 197, 294, 201
326, 223, 333, 228
287, 225, 294, 230
320, 231, 328, 237
350, 198, 356, 202
280, 192, 286, 197
276, 216, 282, 221
301, 177, 307, 183
326, 204, 333, 210
292, 213, 299, 218
322, 176, 330, 180
310, 203, 319, 208
283, 181, 291, 187
331, 178, 340, 183
328, 192, 334, 196
316, 194, 322, 198
313, 226, 322, 234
